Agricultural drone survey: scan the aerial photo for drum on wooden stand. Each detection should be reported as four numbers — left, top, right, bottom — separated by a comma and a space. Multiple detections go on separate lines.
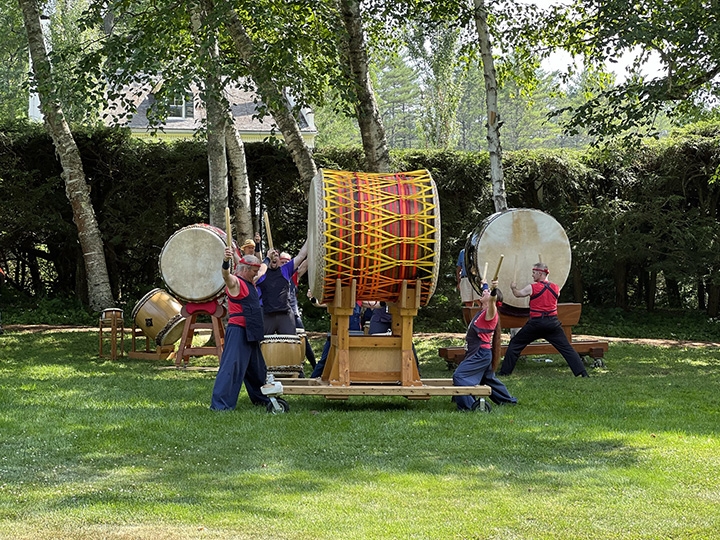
131, 288, 186, 346
261, 334, 304, 377
159, 224, 236, 303
465, 208, 571, 313
308, 169, 441, 305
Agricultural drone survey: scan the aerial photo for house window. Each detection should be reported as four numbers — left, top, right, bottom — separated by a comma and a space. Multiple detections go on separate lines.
168, 91, 194, 119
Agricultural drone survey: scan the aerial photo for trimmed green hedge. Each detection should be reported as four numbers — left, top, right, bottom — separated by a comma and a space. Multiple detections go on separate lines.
2, 120, 720, 324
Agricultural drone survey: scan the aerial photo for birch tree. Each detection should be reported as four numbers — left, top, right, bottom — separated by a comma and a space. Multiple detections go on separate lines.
338, 0, 391, 172
472, 0, 507, 211
18, 0, 114, 311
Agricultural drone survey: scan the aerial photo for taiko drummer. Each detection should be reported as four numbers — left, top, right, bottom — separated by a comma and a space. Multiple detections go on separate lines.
210, 248, 271, 411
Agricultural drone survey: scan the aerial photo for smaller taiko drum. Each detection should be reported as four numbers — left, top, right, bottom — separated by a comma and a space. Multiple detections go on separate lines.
159, 224, 237, 303
260, 334, 304, 376
131, 288, 186, 346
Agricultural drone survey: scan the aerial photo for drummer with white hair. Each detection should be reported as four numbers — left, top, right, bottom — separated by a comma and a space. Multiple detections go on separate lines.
498, 262, 589, 378
210, 249, 270, 410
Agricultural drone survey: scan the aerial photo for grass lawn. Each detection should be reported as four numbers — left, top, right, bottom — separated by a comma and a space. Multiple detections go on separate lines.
0, 327, 718, 539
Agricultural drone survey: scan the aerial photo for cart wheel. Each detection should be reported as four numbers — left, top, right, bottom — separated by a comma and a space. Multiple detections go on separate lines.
592, 358, 605, 369
266, 398, 290, 414
471, 398, 492, 413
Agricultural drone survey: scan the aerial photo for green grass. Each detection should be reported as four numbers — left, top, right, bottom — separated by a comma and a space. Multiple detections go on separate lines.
0, 328, 718, 539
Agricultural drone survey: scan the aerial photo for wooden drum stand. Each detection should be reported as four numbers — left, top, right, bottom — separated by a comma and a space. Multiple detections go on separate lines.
280, 279, 490, 401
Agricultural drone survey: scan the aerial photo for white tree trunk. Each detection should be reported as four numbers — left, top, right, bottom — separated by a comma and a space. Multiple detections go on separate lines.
192, 3, 228, 228
473, 0, 508, 212
224, 8, 318, 184
225, 118, 254, 241
19, 0, 114, 311
339, 0, 391, 173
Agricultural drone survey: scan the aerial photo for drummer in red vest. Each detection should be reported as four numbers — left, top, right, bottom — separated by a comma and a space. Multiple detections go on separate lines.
210, 249, 271, 410
498, 262, 589, 378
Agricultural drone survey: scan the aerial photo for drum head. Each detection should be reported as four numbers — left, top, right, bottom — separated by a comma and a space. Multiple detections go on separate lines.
159, 224, 228, 303
466, 208, 571, 309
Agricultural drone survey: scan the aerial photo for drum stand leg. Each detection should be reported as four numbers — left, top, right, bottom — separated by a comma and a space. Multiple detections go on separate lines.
321, 279, 422, 387
99, 310, 124, 360
175, 303, 226, 368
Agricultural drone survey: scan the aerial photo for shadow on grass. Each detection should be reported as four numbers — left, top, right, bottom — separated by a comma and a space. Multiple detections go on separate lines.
1, 330, 719, 524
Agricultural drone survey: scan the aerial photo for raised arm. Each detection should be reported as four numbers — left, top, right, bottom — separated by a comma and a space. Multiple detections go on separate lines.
222, 247, 240, 297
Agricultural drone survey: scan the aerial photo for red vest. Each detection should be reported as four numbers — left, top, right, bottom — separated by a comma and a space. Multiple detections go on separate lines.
529, 281, 559, 317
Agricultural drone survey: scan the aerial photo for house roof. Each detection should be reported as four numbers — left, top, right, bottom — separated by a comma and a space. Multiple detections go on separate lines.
107, 80, 316, 145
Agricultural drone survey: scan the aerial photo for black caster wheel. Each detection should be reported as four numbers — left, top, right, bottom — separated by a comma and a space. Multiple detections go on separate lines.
471, 398, 492, 413
266, 397, 290, 414
592, 358, 605, 369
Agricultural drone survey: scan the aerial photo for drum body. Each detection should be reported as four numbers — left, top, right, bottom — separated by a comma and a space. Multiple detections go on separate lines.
131, 288, 186, 346
159, 224, 234, 303
308, 169, 440, 306
465, 208, 571, 310
260, 334, 304, 374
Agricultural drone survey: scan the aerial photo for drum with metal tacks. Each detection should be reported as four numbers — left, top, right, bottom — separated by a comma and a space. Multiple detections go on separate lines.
260, 334, 304, 377
159, 224, 237, 303
131, 288, 186, 346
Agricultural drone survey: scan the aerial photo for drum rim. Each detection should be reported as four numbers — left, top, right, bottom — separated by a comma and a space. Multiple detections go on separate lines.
155, 313, 186, 346
131, 287, 163, 320
159, 223, 230, 303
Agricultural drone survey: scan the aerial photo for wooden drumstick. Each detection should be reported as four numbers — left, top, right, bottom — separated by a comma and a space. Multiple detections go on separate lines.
225, 207, 232, 248
538, 253, 542, 264
513, 254, 518, 283
263, 210, 274, 250
482, 262, 488, 284
493, 254, 504, 281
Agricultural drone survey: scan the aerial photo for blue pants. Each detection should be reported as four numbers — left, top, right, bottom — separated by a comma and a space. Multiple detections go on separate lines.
311, 334, 332, 378
499, 316, 586, 376
211, 325, 270, 410
453, 347, 517, 410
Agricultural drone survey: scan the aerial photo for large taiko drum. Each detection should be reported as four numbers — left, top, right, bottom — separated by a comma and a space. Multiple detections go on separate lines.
131, 288, 186, 346
159, 224, 236, 303
308, 169, 441, 305
465, 208, 571, 310
260, 334, 304, 376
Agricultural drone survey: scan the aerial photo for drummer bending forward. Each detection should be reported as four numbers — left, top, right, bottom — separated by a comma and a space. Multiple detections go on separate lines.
498, 262, 589, 377
453, 282, 517, 410
211, 249, 271, 410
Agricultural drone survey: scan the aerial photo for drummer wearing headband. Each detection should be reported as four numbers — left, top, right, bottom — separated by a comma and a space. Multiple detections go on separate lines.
453, 280, 517, 410
498, 262, 589, 378
210, 248, 271, 410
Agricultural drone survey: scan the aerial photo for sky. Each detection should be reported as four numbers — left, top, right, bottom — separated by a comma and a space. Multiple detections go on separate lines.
526, 0, 663, 83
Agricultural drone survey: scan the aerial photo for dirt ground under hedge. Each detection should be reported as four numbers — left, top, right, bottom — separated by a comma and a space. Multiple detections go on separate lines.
4, 325, 720, 350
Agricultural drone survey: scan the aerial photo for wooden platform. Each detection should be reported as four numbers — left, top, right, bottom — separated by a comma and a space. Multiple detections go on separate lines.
440, 303, 608, 369
279, 378, 491, 401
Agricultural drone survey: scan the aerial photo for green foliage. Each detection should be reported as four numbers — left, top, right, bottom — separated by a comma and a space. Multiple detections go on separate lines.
5, 121, 720, 319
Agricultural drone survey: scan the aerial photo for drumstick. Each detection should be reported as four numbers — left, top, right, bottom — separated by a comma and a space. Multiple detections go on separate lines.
493, 254, 504, 281
482, 262, 488, 284
513, 254, 518, 283
538, 254, 542, 264
225, 207, 232, 248
263, 210, 274, 250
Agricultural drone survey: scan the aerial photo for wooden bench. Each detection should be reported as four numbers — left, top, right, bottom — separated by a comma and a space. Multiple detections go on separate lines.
438, 303, 608, 369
